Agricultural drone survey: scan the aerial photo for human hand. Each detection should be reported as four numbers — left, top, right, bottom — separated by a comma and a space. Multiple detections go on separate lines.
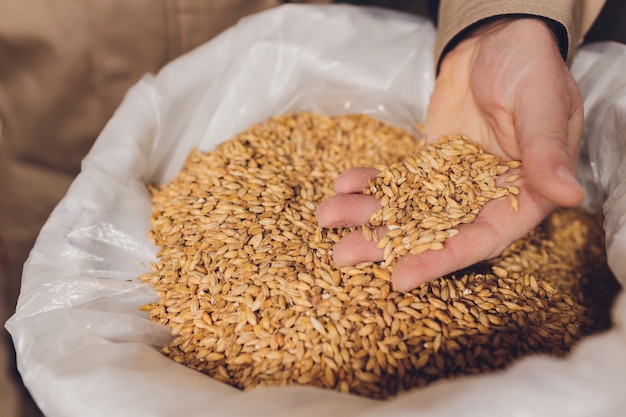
316, 18, 585, 291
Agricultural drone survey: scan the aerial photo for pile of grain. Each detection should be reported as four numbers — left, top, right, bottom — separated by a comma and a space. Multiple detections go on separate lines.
363, 134, 520, 268
139, 112, 618, 399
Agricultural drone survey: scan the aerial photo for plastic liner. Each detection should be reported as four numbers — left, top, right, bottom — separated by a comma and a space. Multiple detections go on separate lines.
6, 5, 626, 417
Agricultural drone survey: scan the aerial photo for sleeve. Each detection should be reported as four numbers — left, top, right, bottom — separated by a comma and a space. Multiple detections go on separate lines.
434, 0, 606, 71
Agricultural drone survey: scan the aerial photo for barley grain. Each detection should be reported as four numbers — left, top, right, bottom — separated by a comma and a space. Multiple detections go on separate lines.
140, 112, 618, 400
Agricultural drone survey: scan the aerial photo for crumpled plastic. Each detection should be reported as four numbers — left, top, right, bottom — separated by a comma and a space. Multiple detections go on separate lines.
5, 4, 626, 417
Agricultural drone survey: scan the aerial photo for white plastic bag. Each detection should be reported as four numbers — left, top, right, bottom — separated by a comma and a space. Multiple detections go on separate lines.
6, 5, 626, 417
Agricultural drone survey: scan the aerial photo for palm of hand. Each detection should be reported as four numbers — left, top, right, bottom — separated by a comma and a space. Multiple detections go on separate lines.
316, 18, 585, 291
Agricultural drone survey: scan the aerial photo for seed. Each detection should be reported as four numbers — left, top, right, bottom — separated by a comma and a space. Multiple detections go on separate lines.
310, 316, 327, 336
492, 266, 508, 278
509, 194, 519, 212
139, 112, 618, 401
362, 225, 375, 242
508, 186, 520, 196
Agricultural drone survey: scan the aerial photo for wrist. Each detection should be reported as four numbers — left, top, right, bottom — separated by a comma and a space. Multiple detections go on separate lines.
437, 15, 569, 74
439, 17, 564, 75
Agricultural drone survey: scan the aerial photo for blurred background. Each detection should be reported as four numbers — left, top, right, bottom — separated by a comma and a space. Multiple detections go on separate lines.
1, 244, 19, 417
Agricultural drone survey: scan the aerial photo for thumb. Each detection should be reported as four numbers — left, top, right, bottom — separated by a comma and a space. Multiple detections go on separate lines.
515, 79, 585, 208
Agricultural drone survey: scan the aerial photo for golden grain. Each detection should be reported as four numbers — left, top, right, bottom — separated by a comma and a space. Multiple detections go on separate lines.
140, 112, 618, 400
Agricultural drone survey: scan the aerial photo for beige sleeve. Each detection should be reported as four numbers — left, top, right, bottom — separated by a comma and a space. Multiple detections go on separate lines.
434, 0, 606, 70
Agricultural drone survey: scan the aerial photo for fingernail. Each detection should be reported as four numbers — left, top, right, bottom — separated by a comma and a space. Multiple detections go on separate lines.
556, 165, 584, 193
391, 275, 417, 293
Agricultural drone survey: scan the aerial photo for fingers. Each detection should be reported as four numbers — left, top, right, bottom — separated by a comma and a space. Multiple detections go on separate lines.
316, 167, 381, 228
318, 159, 556, 293
332, 226, 386, 266
327, 186, 553, 292
316, 194, 381, 228
334, 167, 379, 194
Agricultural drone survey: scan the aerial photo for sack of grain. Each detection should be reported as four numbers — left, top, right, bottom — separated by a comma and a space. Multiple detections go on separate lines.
6, 4, 626, 417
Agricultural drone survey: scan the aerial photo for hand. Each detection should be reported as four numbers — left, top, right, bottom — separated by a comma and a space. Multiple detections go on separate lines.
316, 18, 585, 291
